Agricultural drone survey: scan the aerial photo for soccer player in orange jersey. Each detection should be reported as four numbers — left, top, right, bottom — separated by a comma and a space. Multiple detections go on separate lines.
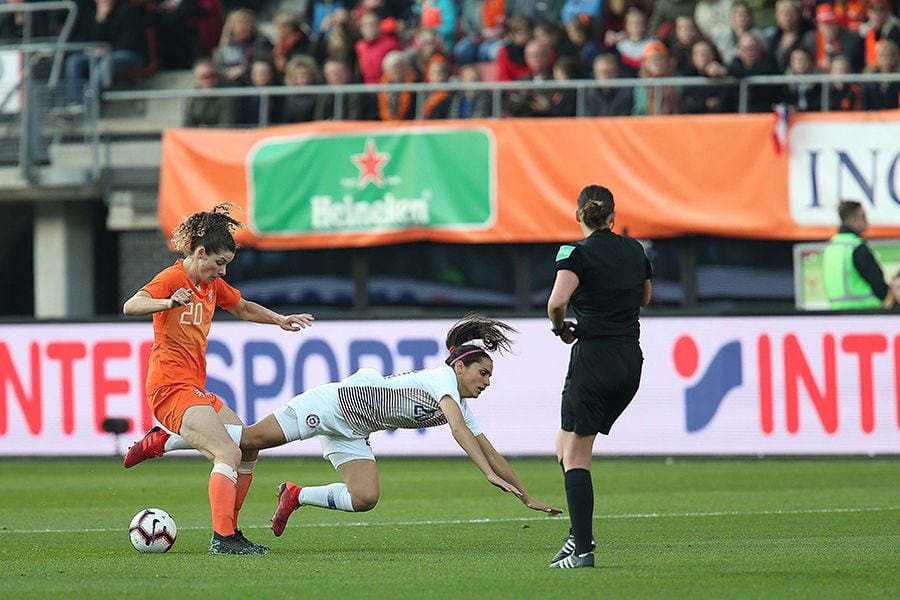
122, 204, 314, 555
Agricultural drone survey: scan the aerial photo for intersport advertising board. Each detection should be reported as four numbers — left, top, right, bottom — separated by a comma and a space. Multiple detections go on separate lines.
0, 316, 897, 456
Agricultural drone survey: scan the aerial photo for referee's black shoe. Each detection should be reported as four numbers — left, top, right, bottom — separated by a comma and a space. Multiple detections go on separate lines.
550, 551, 595, 569
550, 534, 596, 565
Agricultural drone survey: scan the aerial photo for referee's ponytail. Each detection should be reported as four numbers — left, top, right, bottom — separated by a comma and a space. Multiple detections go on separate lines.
577, 185, 615, 229
445, 314, 517, 366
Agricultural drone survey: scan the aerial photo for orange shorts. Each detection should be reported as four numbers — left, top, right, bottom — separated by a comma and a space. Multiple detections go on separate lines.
148, 384, 224, 433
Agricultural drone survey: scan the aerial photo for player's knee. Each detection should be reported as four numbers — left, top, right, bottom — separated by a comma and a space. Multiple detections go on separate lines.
352, 490, 379, 512
215, 445, 242, 470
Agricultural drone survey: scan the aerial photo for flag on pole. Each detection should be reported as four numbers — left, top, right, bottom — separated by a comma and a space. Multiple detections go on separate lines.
771, 102, 790, 154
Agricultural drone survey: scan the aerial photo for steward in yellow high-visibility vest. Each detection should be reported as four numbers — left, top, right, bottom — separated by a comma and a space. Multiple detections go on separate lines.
822, 200, 896, 310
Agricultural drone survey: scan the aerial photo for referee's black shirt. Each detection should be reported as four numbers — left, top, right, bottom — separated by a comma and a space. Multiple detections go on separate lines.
555, 228, 652, 341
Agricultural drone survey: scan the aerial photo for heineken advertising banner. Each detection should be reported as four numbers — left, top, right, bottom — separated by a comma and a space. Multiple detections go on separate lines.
159, 113, 900, 249
247, 130, 494, 235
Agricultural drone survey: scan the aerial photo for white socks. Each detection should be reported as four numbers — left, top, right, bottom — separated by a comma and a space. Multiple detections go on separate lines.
211, 462, 238, 484
162, 424, 243, 452
163, 432, 191, 452
299, 483, 355, 512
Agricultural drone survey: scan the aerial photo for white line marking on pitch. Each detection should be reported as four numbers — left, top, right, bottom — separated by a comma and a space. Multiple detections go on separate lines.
1, 505, 897, 535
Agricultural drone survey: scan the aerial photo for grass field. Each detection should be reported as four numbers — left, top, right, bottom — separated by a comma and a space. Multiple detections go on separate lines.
0, 457, 898, 599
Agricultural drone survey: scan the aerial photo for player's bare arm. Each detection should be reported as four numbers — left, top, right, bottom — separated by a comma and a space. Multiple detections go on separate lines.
123, 288, 192, 316
439, 395, 523, 497
226, 297, 314, 330
475, 434, 563, 515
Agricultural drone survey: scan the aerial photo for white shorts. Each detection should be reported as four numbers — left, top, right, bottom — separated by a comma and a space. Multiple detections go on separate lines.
272, 383, 375, 469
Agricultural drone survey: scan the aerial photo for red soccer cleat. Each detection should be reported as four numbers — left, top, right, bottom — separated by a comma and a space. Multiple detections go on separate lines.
123, 426, 170, 468
271, 482, 302, 537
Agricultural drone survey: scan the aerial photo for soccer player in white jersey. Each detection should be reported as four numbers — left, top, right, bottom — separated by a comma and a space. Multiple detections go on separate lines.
124, 314, 562, 536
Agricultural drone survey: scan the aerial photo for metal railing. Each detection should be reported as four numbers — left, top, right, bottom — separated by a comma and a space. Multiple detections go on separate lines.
0, 1, 110, 182
101, 72, 900, 130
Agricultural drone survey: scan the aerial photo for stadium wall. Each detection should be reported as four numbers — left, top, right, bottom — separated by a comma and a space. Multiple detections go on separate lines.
1, 316, 897, 457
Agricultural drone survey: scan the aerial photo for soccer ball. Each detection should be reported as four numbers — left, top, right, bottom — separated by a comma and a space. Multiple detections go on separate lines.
128, 508, 177, 553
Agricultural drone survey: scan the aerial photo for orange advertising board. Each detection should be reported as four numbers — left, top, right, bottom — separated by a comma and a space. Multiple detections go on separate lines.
159, 112, 900, 249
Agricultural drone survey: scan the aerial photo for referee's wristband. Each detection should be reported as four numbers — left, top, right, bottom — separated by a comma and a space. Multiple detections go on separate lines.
551, 325, 566, 336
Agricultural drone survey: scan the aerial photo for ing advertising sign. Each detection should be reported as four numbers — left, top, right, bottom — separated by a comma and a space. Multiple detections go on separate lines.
1, 317, 897, 457
788, 121, 900, 227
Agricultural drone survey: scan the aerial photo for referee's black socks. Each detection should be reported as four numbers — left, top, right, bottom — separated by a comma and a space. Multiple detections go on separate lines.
564, 468, 594, 555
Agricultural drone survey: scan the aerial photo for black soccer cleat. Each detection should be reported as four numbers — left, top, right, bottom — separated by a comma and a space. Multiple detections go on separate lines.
550, 551, 595, 569
550, 533, 596, 565
234, 529, 269, 553
208, 531, 266, 555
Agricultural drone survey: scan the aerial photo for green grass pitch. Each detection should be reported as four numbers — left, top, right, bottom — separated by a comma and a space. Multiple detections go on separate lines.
0, 456, 897, 599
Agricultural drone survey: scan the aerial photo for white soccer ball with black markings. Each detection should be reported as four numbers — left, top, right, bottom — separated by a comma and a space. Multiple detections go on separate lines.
128, 508, 177, 553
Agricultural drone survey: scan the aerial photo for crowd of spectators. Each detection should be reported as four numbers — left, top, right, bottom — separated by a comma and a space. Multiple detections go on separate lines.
4, 0, 900, 120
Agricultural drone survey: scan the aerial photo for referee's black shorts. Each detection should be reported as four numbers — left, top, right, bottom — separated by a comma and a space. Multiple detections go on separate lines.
560, 337, 643, 435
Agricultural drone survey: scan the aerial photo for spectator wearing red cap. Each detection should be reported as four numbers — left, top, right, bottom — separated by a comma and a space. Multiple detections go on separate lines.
420, 0, 458, 49
355, 10, 403, 84
833, 0, 868, 31
802, 3, 864, 71
859, 0, 900, 68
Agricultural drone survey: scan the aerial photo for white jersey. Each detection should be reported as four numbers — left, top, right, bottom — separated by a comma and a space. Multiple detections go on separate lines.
335, 366, 482, 437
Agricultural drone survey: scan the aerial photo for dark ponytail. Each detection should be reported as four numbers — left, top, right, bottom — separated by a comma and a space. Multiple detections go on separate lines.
444, 313, 517, 366
171, 203, 245, 256
576, 185, 615, 229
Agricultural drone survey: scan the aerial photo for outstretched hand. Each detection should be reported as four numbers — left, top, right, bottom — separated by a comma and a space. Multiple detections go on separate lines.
487, 473, 523, 498
280, 313, 315, 331
523, 497, 563, 515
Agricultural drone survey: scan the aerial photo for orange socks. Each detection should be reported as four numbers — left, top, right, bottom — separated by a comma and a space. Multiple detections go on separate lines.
235, 474, 253, 517
209, 463, 238, 536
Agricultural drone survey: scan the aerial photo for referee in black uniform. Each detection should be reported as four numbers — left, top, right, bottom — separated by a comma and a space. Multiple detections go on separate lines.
546, 184, 652, 569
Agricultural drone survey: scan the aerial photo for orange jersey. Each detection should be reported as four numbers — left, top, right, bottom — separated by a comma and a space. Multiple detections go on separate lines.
141, 260, 241, 392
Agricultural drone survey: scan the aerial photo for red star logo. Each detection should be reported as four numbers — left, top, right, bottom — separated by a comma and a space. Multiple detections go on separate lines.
351, 139, 390, 188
